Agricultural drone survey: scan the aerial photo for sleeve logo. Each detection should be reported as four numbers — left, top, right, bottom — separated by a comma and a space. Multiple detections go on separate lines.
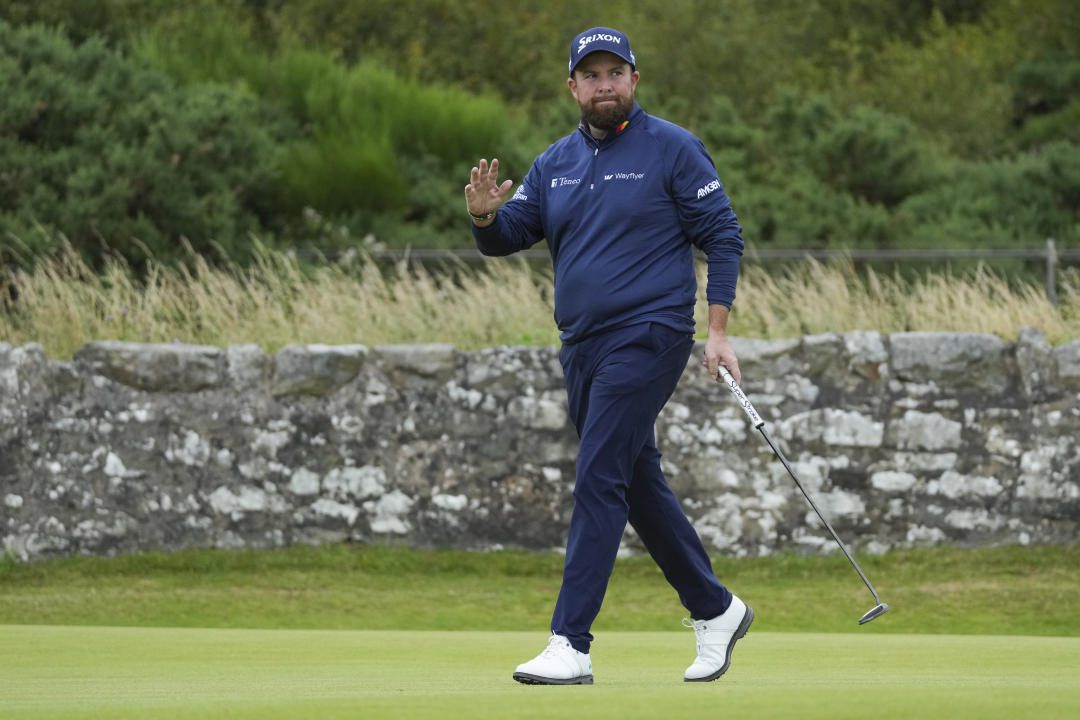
696, 178, 721, 199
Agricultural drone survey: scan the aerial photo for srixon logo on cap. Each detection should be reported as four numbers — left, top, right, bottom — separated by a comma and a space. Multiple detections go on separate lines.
577, 32, 621, 54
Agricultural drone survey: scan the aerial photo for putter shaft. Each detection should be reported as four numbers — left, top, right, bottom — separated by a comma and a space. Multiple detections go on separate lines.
756, 424, 883, 606
717, 366, 888, 621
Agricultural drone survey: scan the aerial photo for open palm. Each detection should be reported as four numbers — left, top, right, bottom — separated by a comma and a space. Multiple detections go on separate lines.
465, 158, 514, 217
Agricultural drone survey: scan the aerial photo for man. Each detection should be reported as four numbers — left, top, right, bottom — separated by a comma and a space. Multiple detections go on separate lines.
464, 26, 751, 685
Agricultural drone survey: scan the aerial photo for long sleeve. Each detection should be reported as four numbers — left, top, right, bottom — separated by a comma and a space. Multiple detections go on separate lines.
671, 139, 744, 307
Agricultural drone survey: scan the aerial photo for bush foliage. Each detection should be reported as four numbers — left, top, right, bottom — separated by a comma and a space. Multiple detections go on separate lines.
0, 0, 1077, 264
0, 21, 289, 265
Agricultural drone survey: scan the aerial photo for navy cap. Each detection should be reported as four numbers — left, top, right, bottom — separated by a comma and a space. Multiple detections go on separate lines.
569, 27, 636, 76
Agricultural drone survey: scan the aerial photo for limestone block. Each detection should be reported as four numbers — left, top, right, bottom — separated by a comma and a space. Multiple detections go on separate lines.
890, 410, 963, 451
465, 346, 562, 394
800, 332, 844, 377
75, 341, 225, 392
967, 407, 1027, 458
271, 344, 367, 396
729, 337, 803, 380
874, 452, 958, 473
925, 470, 1003, 499
778, 408, 884, 447
323, 466, 387, 500
507, 392, 569, 430
889, 332, 1012, 397
0, 343, 49, 402
844, 331, 889, 366
45, 360, 81, 397
843, 330, 889, 383
1014, 327, 1057, 403
1054, 338, 1080, 389
365, 490, 415, 534
227, 344, 270, 391
870, 471, 917, 492
373, 343, 457, 381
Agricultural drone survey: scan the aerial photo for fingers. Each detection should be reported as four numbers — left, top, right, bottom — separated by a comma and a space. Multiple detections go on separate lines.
702, 346, 741, 385
465, 159, 513, 216
721, 359, 741, 385
469, 158, 498, 183
466, 159, 500, 191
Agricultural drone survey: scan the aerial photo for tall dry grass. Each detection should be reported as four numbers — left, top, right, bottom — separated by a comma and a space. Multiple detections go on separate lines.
1, 247, 1077, 359
725, 261, 1080, 345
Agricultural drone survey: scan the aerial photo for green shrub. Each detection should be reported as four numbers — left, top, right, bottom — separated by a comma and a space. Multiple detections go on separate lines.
133, 16, 527, 245
735, 171, 894, 249
839, 10, 1015, 158
0, 22, 291, 266
897, 141, 1080, 247
813, 106, 941, 207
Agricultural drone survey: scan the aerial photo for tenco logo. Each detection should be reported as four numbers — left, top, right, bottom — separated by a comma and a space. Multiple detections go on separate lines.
551, 177, 582, 188
696, 178, 721, 199
578, 33, 621, 54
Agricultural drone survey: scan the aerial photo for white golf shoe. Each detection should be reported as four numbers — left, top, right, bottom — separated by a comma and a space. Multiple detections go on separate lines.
513, 634, 594, 685
683, 594, 755, 682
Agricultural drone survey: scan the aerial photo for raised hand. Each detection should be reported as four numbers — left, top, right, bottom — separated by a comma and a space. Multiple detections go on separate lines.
465, 158, 514, 221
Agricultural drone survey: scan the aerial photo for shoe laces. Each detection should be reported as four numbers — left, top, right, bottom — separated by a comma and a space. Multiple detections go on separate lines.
682, 617, 708, 654
541, 634, 572, 658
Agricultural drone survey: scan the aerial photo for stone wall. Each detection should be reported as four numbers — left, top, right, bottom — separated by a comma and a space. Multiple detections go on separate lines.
2, 331, 1078, 562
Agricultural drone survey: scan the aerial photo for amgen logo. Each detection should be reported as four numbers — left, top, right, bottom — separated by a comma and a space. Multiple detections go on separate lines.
696, 178, 721, 199
578, 33, 621, 54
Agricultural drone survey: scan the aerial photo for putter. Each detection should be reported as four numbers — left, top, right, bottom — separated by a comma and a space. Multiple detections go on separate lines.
716, 365, 890, 625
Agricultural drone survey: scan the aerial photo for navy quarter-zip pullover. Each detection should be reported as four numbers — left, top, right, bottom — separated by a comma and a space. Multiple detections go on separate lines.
472, 103, 744, 343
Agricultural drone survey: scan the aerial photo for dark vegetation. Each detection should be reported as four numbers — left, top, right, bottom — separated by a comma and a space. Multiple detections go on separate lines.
1, 0, 1077, 268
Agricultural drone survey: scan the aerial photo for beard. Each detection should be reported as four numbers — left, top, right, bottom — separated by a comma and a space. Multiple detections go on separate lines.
580, 93, 633, 131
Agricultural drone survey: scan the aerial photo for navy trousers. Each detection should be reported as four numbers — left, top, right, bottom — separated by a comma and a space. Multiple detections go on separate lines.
551, 321, 733, 653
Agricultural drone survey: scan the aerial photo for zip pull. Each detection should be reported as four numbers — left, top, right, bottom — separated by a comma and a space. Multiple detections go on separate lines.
594, 148, 598, 157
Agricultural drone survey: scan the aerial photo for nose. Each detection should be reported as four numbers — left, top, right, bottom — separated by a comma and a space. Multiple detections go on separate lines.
594, 74, 615, 93
594, 82, 615, 98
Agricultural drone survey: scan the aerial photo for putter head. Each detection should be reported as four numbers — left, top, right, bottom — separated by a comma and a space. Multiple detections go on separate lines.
858, 602, 890, 625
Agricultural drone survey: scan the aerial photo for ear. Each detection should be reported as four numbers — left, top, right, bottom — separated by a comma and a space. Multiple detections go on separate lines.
567, 75, 579, 102
630, 70, 640, 92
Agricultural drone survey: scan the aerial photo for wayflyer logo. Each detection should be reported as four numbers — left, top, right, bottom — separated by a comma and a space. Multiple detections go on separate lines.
603, 172, 645, 182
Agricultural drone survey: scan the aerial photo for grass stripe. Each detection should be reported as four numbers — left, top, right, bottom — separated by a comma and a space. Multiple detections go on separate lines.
1, 627, 1077, 719
1, 545, 1076, 636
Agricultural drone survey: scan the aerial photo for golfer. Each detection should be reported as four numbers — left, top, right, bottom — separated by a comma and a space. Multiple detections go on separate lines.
465, 26, 751, 685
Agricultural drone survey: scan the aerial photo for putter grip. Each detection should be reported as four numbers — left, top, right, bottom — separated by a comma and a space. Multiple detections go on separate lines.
717, 366, 765, 429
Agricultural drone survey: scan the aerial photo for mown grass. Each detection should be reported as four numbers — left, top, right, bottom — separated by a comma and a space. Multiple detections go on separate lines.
3, 628, 1078, 720
1, 544, 1076, 637
1, 246, 1077, 359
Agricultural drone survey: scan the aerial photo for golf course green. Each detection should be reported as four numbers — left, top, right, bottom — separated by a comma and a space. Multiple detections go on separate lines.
1, 545, 1076, 718
1, 627, 1077, 719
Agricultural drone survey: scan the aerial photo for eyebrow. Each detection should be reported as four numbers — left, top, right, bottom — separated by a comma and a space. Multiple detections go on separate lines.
578, 64, 627, 74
